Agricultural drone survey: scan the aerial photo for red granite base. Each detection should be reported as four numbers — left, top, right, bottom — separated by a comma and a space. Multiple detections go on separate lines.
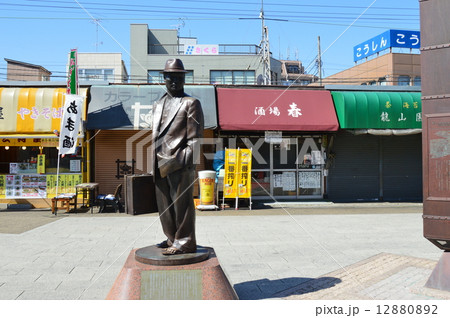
106, 247, 238, 300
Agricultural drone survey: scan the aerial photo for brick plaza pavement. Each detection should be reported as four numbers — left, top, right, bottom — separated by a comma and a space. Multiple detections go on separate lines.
0, 203, 448, 300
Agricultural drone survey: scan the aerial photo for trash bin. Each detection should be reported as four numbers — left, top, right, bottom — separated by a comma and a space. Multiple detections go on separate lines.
124, 174, 158, 215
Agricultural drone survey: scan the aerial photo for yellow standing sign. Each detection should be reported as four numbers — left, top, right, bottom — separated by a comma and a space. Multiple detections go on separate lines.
224, 149, 238, 198
223, 148, 252, 209
237, 149, 252, 198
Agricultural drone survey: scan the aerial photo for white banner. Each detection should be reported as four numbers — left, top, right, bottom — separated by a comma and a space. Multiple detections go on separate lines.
59, 94, 84, 155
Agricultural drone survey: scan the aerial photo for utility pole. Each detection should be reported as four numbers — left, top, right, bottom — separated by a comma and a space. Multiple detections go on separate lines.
317, 36, 323, 85
260, 0, 271, 85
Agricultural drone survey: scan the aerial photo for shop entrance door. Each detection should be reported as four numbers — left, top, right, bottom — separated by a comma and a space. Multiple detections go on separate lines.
271, 137, 324, 199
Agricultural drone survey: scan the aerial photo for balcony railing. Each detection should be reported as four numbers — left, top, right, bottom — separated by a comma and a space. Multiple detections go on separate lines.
148, 43, 262, 55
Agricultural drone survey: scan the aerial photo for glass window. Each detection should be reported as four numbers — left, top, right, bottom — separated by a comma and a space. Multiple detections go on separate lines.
210, 70, 255, 84
413, 76, 421, 86
297, 137, 323, 169
298, 171, 322, 196
148, 70, 194, 84
273, 171, 297, 196
286, 65, 300, 74
79, 69, 114, 81
104, 69, 114, 82
148, 71, 164, 83
397, 75, 410, 86
185, 71, 194, 84
300, 80, 311, 85
251, 171, 270, 197
273, 138, 297, 169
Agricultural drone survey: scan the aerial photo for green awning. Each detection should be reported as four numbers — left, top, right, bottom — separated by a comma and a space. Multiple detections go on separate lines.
331, 91, 422, 129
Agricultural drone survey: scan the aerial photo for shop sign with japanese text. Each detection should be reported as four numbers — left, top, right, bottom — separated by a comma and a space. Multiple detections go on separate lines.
184, 45, 219, 55
58, 94, 84, 155
224, 148, 252, 199
354, 29, 420, 62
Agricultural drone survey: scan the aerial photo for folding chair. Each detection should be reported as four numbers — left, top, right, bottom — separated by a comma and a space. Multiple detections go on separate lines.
97, 184, 123, 213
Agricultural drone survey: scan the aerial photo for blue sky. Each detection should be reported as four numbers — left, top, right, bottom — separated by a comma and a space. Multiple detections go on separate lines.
0, 0, 420, 81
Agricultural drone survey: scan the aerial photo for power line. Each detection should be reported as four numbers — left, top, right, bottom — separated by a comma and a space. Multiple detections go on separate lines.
0, 1, 419, 21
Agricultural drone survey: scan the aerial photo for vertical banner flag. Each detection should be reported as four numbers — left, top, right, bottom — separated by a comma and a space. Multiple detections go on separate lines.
224, 148, 252, 199
58, 94, 84, 155
224, 149, 238, 198
67, 49, 78, 95
237, 149, 252, 198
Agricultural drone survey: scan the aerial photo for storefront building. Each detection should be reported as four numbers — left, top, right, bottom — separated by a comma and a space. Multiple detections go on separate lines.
216, 87, 339, 200
87, 84, 218, 196
327, 86, 423, 202
0, 86, 88, 208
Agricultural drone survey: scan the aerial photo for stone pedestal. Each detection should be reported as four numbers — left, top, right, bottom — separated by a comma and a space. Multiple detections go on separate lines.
106, 246, 238, 300
425, 251, 450, 292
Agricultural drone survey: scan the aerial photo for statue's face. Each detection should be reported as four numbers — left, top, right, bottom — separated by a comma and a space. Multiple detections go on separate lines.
164, 72, 185, 97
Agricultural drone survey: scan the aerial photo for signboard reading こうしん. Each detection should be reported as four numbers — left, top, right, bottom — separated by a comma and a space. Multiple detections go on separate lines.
353, 29, 420, 62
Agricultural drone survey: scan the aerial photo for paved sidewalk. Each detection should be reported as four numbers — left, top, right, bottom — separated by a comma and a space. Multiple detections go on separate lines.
0, 203, 448, 300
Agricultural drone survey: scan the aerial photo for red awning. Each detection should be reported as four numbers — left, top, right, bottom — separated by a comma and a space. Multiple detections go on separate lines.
217, 88, 339, 131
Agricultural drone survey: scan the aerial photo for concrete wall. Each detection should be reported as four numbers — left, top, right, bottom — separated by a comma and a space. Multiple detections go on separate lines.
74, 53, 128, 83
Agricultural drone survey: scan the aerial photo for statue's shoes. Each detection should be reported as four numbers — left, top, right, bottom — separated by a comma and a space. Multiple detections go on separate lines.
156, 240, 170, 248
161, 246, 197, 255
162, 247, 183, 255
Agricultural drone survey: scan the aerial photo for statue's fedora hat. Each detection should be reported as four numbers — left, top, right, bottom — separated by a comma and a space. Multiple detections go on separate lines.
162, 58, 188, 73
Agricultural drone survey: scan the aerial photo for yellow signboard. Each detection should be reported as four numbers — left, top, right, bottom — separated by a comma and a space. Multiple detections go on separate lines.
237, 149, 252, 198
37, 154, 45, 174
0, 87, 87, 133
0, 138, 44, 147
223, 148, 252, 199
46, 175, 57, 196
224, 149, 238, 198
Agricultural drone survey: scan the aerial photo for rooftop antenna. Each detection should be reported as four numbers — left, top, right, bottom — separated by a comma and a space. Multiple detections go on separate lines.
91, 18, 103, 52
259, 0, 271, 85
171, 18, 185, 54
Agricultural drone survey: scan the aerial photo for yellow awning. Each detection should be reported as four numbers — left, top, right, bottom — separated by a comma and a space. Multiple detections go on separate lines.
0, 87, 87, 133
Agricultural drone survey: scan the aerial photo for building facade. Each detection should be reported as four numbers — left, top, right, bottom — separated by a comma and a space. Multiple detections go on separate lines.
0, 83, 89, 208
4, 58, 52, 82
71, 53, 128, 83
324, 53, 421, 86
280, 60, 317, 86
129, 24, 282, 85
326, 85, 423, 202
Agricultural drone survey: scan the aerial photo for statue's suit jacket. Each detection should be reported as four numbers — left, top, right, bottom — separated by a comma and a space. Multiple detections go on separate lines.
151, 93, 204, 178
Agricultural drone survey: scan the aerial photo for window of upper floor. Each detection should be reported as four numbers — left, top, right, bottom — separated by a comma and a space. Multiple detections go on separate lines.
397, 75, 411, 86
147, 70, 194, 84
79, 68, 114, 82
210, 70, 255, 85
286, 64, 301, 74
413, 76, 421, 86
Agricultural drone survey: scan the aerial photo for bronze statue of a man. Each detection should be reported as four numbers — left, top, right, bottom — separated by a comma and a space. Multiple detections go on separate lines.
151, 58, 204, 255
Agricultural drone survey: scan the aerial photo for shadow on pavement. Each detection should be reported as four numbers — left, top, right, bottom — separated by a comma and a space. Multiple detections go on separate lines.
234, 276, 342, 300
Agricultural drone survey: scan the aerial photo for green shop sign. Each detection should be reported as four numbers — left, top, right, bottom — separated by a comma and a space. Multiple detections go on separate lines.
331, 91, 422, 129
